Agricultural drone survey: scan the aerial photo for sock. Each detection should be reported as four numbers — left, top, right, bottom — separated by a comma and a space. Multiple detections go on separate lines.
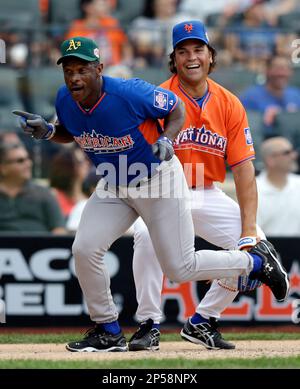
190, 312, 209, 325
249, 253, 263, 275
152, 323, 160, 330
102, 320, 121, 335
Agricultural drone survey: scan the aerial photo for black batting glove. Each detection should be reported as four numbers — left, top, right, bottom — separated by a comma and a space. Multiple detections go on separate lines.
12, 110, 56, 140
152, 136, 174, 161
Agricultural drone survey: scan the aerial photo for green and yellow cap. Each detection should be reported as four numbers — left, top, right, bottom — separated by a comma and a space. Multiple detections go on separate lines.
57, 37, 100, 65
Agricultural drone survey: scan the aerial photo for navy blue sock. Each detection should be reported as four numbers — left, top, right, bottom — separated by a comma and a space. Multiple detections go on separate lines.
249, 253, 263, 276
152, 323, 160, 330
190, 312, 209, 325
102, 320, 121, 335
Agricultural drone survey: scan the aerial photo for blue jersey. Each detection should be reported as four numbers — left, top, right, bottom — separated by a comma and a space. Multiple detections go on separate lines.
55, 76, 178, 185
240, 85, 300, 113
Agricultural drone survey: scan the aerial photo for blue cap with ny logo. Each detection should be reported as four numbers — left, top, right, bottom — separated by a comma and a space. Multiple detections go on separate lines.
172, 20, 209, 49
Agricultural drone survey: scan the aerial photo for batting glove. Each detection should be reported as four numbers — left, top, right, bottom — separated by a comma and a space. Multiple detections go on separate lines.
152, 136, 174, 161
218, 236, 262, 292
237, 236, 258, 251
12, 110, 56, 140
237, 236, 262, 291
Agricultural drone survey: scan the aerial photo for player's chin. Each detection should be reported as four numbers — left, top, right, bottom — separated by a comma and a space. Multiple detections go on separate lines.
185, 73, 203, 84
184, 69, 203, 80
70, 89, 85, 102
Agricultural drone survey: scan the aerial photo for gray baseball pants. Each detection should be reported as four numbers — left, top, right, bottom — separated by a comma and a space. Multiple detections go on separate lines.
72, 156, 253, 323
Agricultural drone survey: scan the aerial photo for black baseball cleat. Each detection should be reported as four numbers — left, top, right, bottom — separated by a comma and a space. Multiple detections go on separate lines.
180, 318, 235, 350
66, 325, 128, 352
249, 240, 290, 302
128, 319, 160, 351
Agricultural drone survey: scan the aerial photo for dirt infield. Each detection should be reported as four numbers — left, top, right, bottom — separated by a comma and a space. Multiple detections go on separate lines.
1, 341, 300, 361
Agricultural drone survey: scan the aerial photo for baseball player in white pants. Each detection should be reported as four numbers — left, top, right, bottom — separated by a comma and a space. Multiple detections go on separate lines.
130, 186, 265, 350
128, 19, 272, 352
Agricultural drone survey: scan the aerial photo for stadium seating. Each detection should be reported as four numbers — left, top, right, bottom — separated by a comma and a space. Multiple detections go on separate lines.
49, 0, 81, 26
205, 12, 243, 27
0, 68, 25, 130
291, 67, 300, 89
246, 110, 265, 170
273, 111, 300, 151
210, 67, 259, 96
25, 67, 65, 120
115, 0, 146, 29
0, 0, 41, 29
131, 66, 171, 86
278, 11, 300, 31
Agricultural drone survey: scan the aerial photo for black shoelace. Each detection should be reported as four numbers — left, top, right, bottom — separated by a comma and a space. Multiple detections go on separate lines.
83, 325, 105, 339
132, 320, 153, 340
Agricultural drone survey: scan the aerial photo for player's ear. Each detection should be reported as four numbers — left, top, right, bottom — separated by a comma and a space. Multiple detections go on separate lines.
96, 62, 103, 76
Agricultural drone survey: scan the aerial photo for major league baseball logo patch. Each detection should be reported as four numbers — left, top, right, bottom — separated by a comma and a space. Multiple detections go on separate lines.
154, 90, 168, 110
244, 127, 253, 145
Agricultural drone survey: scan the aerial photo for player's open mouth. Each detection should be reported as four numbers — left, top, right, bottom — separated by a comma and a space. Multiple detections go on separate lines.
70, 85, 83, 91
186, 65, 200, 70
70, 86, 84, 98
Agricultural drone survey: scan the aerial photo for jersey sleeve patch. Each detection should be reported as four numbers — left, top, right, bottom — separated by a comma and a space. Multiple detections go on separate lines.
154, 90, 169, 111
244, 127, 253, 145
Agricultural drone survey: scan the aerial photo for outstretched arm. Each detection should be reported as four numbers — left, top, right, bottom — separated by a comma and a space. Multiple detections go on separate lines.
12, 110, 74, 144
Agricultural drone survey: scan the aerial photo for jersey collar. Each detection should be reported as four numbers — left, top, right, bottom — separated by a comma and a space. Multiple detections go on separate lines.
176, 76, 211, 110
76, 92, 106, 115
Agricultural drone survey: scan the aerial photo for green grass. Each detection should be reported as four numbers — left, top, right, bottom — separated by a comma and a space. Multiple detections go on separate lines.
1, 356, 300, 369
0, 332, 299, 369
0, 332, 299, 344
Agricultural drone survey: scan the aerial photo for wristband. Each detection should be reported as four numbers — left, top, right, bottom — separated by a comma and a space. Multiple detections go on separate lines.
42, 123, 56, 140
237, 236, 257, 250
159, 136, 173, 146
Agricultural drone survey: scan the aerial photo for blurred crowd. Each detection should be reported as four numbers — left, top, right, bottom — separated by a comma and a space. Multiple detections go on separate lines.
0, 0, 300, 236
1, 0, 299, 70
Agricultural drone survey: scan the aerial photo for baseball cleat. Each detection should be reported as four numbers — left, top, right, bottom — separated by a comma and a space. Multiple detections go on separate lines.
180, 318, 235, 350
128, 319, 160, 351
66, 326, 128, 352
249, 240, 290, 302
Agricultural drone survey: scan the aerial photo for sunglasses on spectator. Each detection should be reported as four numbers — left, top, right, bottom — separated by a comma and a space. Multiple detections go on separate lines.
3, 156, 31, 164
272, 149, 295, 157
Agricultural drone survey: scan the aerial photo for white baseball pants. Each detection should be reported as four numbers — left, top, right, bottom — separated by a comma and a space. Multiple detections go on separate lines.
133, 186, 265, 322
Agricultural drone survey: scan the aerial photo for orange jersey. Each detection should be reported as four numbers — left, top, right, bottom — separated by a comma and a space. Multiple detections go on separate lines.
140, 74, 255, 187
66, 17, 128, 65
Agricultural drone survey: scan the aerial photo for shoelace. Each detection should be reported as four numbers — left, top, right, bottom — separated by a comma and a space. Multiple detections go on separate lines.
196, 319, 221, 337
131, 321, 153, 340
208, 320, 224, 340
83, 326, 106, 339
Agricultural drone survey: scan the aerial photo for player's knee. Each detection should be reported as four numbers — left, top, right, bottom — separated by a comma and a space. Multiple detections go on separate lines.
162, 263, 184, 283
134, 222, 151, 248
72, 237, 90, 259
